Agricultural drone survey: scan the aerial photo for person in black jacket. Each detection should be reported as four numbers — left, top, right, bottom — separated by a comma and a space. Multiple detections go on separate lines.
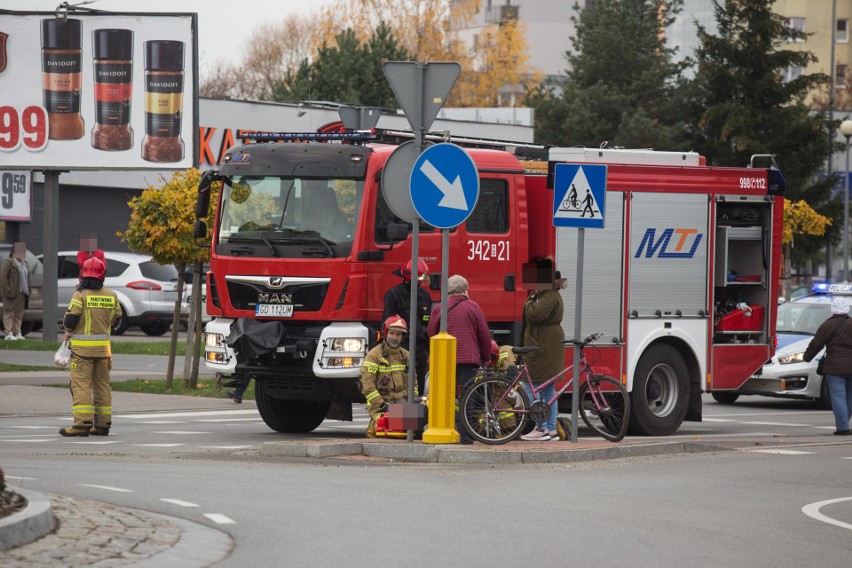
804, 297, 852, 435
382, 259, 432, 396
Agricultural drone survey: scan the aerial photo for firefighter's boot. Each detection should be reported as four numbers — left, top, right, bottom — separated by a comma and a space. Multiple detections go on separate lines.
89, 427, 110, 436
59, 426, 90, 437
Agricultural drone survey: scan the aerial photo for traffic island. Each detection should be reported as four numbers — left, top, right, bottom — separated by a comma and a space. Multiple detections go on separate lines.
0, 488, 55, 552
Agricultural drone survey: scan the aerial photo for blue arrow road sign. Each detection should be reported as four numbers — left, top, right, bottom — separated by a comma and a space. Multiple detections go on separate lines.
553, 163, 607, 229
410, 143, 479, 229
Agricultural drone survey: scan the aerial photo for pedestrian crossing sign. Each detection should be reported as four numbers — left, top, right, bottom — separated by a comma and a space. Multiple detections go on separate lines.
553, 163, 607, 229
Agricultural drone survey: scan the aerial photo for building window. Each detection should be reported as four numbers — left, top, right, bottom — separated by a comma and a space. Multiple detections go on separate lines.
838, 64, 848, 88
839, 19, 849, 43
784, 65, 803, 83
786, 17, 806, 42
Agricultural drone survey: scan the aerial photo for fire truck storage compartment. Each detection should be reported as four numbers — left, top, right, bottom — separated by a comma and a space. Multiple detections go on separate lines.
713, 199, 772, 344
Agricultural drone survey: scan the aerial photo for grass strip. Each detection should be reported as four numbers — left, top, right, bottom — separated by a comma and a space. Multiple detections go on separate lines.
0, 338, 194, 356
0, 363, 59, 372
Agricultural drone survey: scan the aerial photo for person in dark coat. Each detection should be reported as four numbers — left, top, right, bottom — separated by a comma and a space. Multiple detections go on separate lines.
383, 258, 432, 396
520, 261, 566, 441
804, 297, 852, 435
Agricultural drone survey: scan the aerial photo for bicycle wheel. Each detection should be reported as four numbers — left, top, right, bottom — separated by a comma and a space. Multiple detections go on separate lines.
460, 377, 531, 445
579, 374, 630, 442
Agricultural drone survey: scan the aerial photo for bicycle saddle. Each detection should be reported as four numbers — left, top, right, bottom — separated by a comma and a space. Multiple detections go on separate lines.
512, 346, 541, 355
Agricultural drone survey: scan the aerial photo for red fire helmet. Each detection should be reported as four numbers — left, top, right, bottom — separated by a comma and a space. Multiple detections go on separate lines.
382, 314, 408, 337
400, 258, 429, 284
81, 257, 106, 280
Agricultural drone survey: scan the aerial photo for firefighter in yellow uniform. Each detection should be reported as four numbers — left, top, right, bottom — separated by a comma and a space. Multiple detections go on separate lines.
359, 315, 410, 438
59, 257, 121, 437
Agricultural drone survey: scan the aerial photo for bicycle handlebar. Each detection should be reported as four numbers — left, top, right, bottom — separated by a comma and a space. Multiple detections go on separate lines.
563, 332, 603, 348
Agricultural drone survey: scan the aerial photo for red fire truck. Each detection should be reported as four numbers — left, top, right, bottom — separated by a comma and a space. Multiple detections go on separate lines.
193, 130, 785, 436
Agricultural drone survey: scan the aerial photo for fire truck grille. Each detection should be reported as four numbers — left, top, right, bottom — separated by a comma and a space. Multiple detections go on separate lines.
226, 281, 329, 312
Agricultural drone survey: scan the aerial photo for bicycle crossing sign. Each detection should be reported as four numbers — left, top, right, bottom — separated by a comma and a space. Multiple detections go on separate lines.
553, 164, 607, 229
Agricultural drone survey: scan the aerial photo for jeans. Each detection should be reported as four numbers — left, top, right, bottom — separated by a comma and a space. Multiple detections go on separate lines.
525, 381, 558, 432
825, 374, 852, 432
455, 364, 479, 442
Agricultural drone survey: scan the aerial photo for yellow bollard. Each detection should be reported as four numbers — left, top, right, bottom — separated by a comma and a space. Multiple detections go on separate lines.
422, 332, 460, 444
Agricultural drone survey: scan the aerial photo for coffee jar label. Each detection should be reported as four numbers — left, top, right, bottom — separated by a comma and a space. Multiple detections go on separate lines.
44, 89, 81, 114
95, 62, 132, 84
42, 51, 81, 74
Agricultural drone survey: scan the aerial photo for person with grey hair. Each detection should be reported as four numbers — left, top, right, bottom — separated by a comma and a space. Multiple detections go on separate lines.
427, 274, 492, 444
0, 243, 30, 340
804, 296, 852, 435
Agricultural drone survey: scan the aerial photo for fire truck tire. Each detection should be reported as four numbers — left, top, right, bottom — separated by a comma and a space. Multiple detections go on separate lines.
255, 386, 330, 433
711, 392, 739, 404
629, 344, 689, 436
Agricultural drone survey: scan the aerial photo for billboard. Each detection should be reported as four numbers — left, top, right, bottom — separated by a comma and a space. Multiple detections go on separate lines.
0, 10, 198, 170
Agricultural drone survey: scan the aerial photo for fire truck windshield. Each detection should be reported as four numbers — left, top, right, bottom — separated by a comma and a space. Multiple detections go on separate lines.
217, 175, 363, 258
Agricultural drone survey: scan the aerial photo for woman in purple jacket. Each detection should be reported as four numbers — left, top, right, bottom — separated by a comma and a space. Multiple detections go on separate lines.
427, 274, 492, 444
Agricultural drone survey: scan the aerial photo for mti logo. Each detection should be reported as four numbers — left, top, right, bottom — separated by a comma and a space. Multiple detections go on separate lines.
635, 228, 703, 259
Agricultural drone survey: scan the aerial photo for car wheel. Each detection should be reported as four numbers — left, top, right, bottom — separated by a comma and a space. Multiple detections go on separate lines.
140, 323, 170, 336
711, 392, 740, 404
112, 307, 129, 336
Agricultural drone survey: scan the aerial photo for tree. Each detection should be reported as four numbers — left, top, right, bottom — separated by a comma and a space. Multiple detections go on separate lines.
688, 0, 841, 273
121, 169, 221, 388
274, 23, 412, 107
782, 199, 831, 297
528, 0, 691, 149
200, 15, 321, 100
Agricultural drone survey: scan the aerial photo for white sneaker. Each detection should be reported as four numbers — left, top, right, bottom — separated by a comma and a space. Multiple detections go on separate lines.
521, 429, 552, 441
4, 334, 18, 341
14, 333, 24, 340
544, 430, 560, 441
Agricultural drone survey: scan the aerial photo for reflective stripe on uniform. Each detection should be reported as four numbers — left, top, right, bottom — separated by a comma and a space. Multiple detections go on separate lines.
365, 391, 381, 403
94, 405, 112, 415
72, 404, 95, 415
70, 339, 110, 347
364, 362, 406, 373
69, 298, 83, 309
85, 295, 116, 309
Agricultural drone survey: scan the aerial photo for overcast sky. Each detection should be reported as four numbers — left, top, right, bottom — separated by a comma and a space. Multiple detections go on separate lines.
0, 0, 334, 70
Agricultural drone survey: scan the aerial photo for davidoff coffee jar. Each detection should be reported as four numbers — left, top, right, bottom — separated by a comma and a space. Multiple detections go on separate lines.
141, 40, 185, 163
91, 29, 134, 151
41, 18, 84, 140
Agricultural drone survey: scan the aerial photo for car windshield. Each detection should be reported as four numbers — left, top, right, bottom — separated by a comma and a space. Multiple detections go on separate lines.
777, 300, 834, 335
217, 176, 363, 258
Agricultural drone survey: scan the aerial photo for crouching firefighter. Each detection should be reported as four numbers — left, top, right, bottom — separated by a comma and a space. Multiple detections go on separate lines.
359, 315, 412, 438
59, 257, 121, 437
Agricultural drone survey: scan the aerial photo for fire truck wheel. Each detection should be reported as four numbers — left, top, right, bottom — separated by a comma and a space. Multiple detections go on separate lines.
256, 386, 330, 433
629, 344, 689, 436
711, 392, 739, 404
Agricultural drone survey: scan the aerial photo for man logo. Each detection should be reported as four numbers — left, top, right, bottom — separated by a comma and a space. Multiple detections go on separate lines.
267, 277, 286, 289
0, 32, 8, 74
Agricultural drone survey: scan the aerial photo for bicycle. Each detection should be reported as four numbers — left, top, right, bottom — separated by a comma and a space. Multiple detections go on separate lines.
459, 333, 630, 444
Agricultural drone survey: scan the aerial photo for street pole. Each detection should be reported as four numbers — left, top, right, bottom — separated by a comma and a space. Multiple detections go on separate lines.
841, 119, 852, 281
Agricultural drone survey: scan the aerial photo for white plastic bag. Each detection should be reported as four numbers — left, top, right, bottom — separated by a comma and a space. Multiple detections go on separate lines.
54, 340, 72, 368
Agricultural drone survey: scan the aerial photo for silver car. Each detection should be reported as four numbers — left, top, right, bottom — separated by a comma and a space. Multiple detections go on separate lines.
45, 251, 184, 336
714, 284, 840, 408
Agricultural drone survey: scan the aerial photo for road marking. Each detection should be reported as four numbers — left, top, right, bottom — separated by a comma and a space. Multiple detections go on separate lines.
197, 445, 253, 450
5, 476, 36, 480
134, 443, 184, 447
701, 418, 734, 422
160, 498, 200, 508
80, 484, 134, 493
707, 410, 828, 418
139, 421, 187, 425
802, 497, 852, 531
1, 439, 53, 443
195, 418, 263, 423
746, 449, 815, 455
6, 425, 59, 430
204, 513, 236, 525
119, 410, 258, 419
0, 434, 57, 438
153, 431, 210, 435
66, 441, 121, 445
740, 421, 810, 427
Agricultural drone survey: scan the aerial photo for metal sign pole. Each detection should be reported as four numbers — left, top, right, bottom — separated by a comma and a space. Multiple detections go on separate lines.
571, 228, 585, 443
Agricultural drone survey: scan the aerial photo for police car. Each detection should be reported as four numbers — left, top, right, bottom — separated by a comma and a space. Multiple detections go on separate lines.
712, 283, 846, 408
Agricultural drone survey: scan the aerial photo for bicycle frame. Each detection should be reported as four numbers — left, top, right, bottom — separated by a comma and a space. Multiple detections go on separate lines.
517, 354, 593, 409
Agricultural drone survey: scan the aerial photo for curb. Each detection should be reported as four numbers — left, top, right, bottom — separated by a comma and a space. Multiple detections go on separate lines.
0, 487, 56, 552
260, 440, 726, 464
129, 510, 233, 568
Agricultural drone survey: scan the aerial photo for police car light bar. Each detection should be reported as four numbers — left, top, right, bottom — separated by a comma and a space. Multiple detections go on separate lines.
819, 283, 852, 294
